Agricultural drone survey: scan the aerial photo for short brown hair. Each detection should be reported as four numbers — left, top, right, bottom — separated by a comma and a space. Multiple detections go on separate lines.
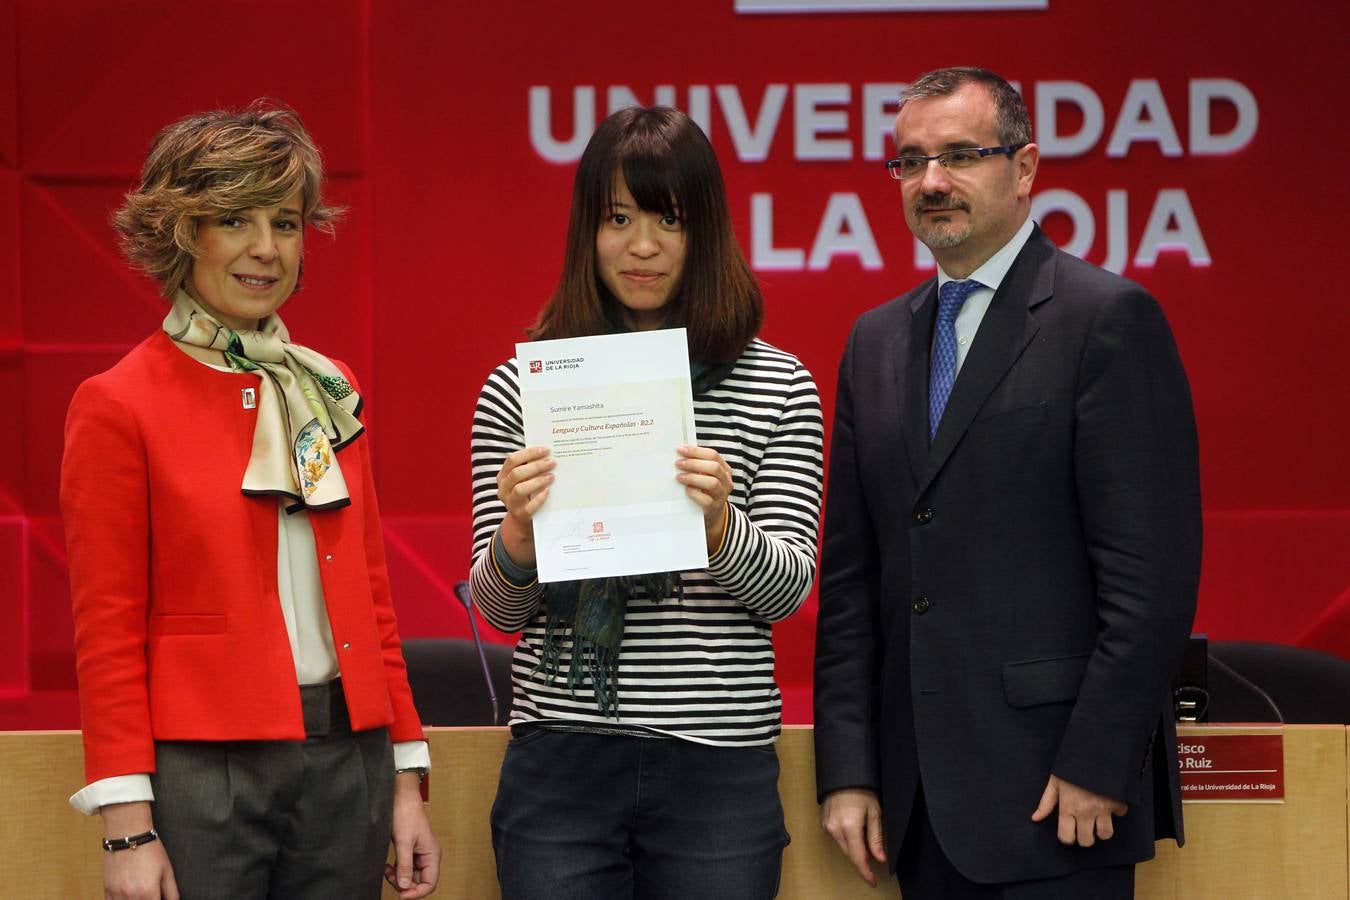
529, 106, 762, 365
900, 67, 1032, 147
113, 100, 342, 297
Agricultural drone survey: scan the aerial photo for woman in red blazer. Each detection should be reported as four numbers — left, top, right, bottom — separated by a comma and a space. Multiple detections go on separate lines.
61, 102, 439, 900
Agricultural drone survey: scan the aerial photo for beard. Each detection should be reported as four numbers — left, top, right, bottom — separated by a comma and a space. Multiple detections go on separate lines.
911, 192, 971, 249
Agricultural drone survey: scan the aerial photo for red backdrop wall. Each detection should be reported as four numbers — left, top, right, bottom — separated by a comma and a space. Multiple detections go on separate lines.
3, 0, 1347, 728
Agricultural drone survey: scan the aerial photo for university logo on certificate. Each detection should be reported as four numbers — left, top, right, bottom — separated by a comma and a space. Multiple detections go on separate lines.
516, 328, 708, 583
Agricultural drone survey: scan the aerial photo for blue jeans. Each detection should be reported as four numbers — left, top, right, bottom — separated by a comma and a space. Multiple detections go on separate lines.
490, 727, 789, 899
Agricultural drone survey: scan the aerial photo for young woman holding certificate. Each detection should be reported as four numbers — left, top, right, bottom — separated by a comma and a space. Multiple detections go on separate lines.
469, 106, 825, 899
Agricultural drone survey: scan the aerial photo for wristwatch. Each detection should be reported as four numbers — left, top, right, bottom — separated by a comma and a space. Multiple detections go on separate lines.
102, 829, 159, 852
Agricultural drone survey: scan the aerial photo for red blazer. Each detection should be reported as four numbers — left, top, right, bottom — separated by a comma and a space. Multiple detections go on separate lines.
62, 332, 424, 783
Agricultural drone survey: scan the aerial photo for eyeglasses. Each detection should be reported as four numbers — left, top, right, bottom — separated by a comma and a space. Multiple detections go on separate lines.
884, 144, 1026, 181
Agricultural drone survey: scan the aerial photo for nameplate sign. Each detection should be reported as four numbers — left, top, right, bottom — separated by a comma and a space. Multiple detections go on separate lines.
1178, 733, 1284, 802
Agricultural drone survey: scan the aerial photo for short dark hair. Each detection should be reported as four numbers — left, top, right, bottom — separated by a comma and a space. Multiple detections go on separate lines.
899, 67, 1032, 146
529, 106, 762, 365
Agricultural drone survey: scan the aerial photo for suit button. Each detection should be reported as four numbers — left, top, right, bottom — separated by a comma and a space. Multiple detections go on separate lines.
915, 508, 934, 524
913, 597, 931, 614
342, 642, 351, 651
325, 554, 334, 561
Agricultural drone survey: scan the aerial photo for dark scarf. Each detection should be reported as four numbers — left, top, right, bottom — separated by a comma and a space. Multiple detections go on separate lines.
535, 315, 737, 716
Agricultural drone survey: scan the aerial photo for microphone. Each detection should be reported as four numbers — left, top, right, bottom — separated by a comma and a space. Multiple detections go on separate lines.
1208, 654, 1284, 724
454, 580, 501, 726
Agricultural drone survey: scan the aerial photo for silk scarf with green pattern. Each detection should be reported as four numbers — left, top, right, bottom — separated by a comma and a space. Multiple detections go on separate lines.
164, 290, 364, 512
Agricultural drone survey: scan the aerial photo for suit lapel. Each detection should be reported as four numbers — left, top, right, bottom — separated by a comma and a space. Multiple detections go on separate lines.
916, 231, 1056, 499
898, 281, 937, 488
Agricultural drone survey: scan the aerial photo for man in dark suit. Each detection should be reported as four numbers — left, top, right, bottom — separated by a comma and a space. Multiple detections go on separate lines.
813, 67, 1201, 898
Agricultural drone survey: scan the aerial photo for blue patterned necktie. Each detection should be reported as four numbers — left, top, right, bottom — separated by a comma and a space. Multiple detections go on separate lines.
929, 278, 984, 441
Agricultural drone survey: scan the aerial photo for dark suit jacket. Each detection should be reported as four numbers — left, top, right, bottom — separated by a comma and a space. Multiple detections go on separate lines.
813, 227, 1201, 884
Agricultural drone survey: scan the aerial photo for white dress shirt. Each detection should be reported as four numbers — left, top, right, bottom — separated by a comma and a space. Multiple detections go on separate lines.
936, 215, 1036, 374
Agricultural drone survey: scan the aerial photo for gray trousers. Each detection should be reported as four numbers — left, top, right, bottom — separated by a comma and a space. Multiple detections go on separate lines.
149, 679, 394, 900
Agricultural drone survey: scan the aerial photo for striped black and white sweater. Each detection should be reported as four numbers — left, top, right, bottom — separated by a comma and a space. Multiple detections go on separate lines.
469, 338, 824, 746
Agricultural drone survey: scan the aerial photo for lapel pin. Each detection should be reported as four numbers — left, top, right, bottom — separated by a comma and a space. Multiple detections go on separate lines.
242, 387, 257, 410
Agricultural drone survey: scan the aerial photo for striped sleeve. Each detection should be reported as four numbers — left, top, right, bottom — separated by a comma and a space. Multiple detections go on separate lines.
706, 356, 823, 621
468, 361, 546, 632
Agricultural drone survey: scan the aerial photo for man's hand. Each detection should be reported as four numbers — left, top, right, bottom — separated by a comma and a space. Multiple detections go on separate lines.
820, 788, 886, 887
384, 773, 441, 898
1030, 774, 1127, 847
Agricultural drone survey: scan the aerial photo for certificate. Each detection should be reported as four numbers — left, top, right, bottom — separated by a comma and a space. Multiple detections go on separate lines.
517, 328, 707, 583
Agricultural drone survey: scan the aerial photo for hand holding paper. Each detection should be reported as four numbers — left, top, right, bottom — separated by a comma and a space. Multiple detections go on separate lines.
675, 444, 734, 553
494, 445, 555, 569
516, 328, 708, 582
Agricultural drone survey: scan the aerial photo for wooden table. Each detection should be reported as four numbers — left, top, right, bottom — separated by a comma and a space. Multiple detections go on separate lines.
2, 725, 1345, 898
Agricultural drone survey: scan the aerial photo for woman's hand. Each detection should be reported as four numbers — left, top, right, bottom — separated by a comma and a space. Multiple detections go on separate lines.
676, 444, 733, 553
384, 773, 441, 898
100, 802, 178, 900
103, 842, 178, 900
495, 446, 555, 569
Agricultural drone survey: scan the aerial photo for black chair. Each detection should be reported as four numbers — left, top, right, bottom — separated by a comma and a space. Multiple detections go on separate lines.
402, 637, 514, 726
1206, 640, 1350, 724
